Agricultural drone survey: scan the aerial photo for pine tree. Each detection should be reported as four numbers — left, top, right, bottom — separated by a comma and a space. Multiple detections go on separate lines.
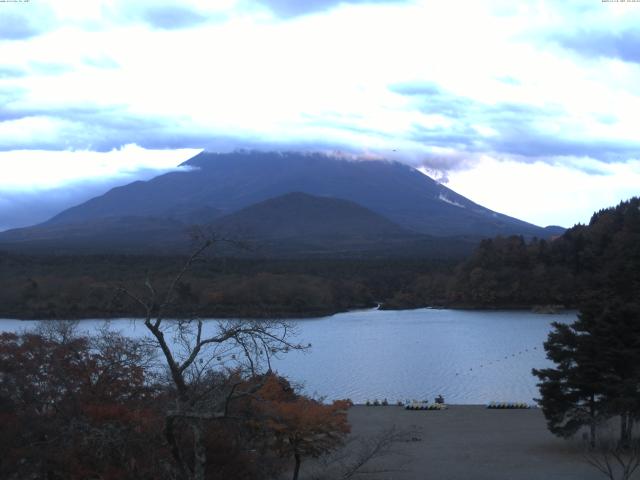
583, 299, 640, 447
534, 296, 640, 447
533, 319, 606, 447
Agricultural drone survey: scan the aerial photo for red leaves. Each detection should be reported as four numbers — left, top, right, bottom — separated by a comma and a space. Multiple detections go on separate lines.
1, 332, 353, 480
253, 374, 351, 460
0, 329, 163, 479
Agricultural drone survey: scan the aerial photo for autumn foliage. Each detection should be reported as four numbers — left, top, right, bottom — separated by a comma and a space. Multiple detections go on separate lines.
0, 328, 352, 480
249, 375, 351, 479
0, 329, 165, 479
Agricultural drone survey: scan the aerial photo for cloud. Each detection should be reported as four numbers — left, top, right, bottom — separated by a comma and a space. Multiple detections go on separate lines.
29, 61, 73, 76
553, 28, 640, 63
101, 1, 221, 30
446, 157, 640, 228
139, 5, 209, 29
255, 0, 410, 18
0, 186, 107, 232
0, 12, 45, 40
390, 82, 640, 167
83, 56, 120, 69
0, 171, 185, 232
0, 145, 200, 231
0, 4, 55, 40
2, 78, 638, 176
496, 76, 521, 86
0, 105, 242, 152
0, 144, 200, 190
0, 86, 27, 110
0, 66, 26, 79
0, 0, 639, 198
490, 133, 640, 164
390, 82, 443, 97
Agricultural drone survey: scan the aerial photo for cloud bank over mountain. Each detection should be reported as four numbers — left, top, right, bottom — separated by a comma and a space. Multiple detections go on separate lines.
0, 146, 199, 230
1, 0, 639, 229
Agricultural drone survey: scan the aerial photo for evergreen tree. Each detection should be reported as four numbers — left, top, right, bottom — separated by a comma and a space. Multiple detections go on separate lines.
534, 297, 640, 447
533, 319, 606, 447
583, 299, 640, 447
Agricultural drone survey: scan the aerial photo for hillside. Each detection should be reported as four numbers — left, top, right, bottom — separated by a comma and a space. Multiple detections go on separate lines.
42, 151, 554, 238
0, 192, 475, 257
0, 216, 189, 254
0, 198, 632, 319
383, 197, 640, 309
0, 151, 563, 256
213, 192, 407, 240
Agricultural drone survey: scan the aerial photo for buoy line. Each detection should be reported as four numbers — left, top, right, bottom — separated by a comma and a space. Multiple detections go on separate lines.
453, 345, 540, 378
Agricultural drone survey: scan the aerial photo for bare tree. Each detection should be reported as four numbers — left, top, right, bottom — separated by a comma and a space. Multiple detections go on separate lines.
35, 319, 80, 344
308, 425, 418, 480
584, 438, 640, 480
117, 238, 305, 480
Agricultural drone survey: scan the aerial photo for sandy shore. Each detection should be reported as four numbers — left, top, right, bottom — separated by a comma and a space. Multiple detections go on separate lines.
312, 405, 607, 480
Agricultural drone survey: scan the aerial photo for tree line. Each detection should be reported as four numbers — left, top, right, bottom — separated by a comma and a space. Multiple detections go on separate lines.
2, 198, 639, 320
0, 253, 454, 319
447, 197, 640, 309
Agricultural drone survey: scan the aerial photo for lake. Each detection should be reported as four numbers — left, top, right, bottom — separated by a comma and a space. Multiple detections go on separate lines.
0, 308, 575, 404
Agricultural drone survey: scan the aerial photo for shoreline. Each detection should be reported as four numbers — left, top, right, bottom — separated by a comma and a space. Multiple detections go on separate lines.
331, 405, 603, 480
0, 305, 577, 322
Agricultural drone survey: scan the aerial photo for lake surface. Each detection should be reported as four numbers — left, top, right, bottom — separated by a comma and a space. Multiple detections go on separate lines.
0, 308, 575, 404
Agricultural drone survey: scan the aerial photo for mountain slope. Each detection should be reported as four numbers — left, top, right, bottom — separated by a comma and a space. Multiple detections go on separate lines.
446, 196, 640, 308
44, 151, 552, 238
213, 192, 409, 240
0, 192, 476, 257
0, 216, 189, 254
207, 192, 453, 257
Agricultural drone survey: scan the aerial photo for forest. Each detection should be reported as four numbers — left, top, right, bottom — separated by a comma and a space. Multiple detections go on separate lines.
1, 197, 638, 319
445, 196, 640, 308
0, 253, 453, 319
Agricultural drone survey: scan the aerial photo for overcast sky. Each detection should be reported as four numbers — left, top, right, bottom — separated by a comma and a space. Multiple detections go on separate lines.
1, 0, 639, 231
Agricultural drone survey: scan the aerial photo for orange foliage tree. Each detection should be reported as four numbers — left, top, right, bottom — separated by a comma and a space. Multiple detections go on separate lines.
0, 327, 354, 480
253, 375, 352, 480
0, 328, 164, 480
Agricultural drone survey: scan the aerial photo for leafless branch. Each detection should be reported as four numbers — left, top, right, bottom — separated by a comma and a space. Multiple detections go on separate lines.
308, 425, 418, 480
584, 439, 640, 480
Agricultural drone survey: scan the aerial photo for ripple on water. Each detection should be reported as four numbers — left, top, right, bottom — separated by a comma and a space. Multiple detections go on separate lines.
0, 309, 575, 404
